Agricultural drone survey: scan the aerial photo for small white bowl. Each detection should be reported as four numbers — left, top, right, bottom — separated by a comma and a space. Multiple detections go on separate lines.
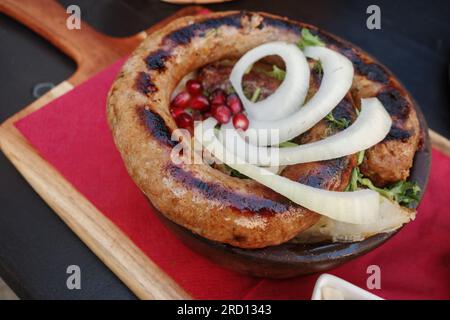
311, 274, 383, 300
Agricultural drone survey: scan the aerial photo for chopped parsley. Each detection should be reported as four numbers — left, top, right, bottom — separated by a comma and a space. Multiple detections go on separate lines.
297, 28, 326, 50
313, 60, 323, 76
346, 151, 421, 207
224, 164, 248, 179
325, 112, 350, 129
265, 65, 286, 81
251, 87, 262, 102
278, 141, 298, 148
226, 86, 236, 95
357, 149, 365, 165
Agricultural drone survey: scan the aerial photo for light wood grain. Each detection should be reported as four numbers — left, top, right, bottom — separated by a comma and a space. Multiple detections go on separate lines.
0, 121, 190, 299
429, 129, 450, 156
0, 0, 205, 299
0, 0, 203, 85
0, 278, 18, 300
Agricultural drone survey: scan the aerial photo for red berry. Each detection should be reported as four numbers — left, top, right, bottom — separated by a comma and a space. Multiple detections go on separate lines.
170, 106, 185, 118
175, 113, 193, 131
190, 94, 210, 110
172, 91, 191, 109
210, 89, 227, 105
186, 79, 203, 96
227, 93, 243, 114
233, 113, 249, 131
212, 105, 232, 124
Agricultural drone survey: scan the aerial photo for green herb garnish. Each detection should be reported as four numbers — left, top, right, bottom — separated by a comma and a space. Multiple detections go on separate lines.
251, 87, 262, 102
278, 141, 299, 148
325, 112, 350, 130
345, 166, 361, 192
346, 150, 421, 207
226, 86, 236, 95
297, 28, 326, 50
357, 150, 365, 166
386, 181, 421, 206
265, 65, 286, 81
313, 60, 323, 76
224, 164, 248, 179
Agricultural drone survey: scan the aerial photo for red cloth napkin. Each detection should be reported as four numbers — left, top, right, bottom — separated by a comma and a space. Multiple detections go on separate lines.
15, 58, 450, 300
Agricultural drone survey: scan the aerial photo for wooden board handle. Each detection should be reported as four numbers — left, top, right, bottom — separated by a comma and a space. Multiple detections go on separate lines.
0, 0, 117, 63
0, 0, 206, 85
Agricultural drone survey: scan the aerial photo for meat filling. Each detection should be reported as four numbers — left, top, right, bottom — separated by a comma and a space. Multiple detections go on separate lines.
197, 59, 358, 192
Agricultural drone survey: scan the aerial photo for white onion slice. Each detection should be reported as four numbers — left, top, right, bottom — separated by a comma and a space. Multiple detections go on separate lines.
229, 42, 310, 121
195, 118, 380, 224
220, 98, 391, 166
241, 46, 354, 146
294, 197, 415, 243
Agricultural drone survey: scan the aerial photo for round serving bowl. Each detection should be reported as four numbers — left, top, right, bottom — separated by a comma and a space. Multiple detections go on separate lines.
147, 17, 432, 278
149, 83, 431, 279
151, 103, 429, 279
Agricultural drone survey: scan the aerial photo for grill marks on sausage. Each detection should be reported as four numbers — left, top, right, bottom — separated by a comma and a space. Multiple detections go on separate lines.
139, 107, 176, 147
386, 126, 411, 141
313, 31, 390, 84
341, 48, 390, 84
145, 49, 172, 72
142, 12, 392, 92
135, 72, 157, 95
377, 87, 410, 120
144, 13, 245, 74
377, 86, 413, 141
163, 13, 244, 46
166, 164, 294, 215
297, 157, 352, 189
139, 106, 296, 215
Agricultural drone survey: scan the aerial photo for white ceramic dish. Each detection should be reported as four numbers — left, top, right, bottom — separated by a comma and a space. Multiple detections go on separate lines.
311, 274, 383, 300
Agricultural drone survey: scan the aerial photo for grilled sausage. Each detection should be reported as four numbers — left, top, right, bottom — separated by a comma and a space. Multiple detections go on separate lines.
317, 35, 422, 186
107, 11, 421, 248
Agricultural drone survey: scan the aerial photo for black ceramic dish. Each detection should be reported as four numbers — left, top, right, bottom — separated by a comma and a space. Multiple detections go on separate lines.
149, 26, 432, 279
151, 113, 430, 279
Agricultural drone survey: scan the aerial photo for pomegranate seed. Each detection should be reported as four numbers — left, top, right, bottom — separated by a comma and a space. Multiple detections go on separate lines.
210, 89, 227, 105
233, 113, 249, 131
227, 93, 243, 114
172, 91, 191, 109
190, 94, 210, 110
186, 79, 203, 96
170, 106, 185, 118
212, 105, 232, 124
175, 113, 193, 131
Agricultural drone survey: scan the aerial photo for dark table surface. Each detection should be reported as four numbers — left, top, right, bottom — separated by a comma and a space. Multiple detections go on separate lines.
0, 0, 449, 299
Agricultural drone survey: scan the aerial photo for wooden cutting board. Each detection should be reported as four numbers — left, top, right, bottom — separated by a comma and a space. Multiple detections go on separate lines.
0, 0, 449, 300
0, 0, 210, 300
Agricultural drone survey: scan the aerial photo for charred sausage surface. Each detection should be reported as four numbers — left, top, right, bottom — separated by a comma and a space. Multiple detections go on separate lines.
107, 11, 421, 248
